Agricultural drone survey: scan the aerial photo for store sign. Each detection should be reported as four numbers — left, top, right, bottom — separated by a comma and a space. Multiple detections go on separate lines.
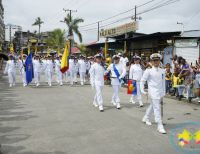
175, 39, 198, 48
100, 22, 138, 38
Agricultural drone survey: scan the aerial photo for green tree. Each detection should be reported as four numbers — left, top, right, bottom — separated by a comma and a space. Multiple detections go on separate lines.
32, 17, 44, 38
64, 14, 84, 43
46, 29, 65, 50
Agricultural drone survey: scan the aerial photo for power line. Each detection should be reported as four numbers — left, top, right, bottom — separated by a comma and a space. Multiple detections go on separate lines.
81, 0, 181, 32
79, 0, 157, 28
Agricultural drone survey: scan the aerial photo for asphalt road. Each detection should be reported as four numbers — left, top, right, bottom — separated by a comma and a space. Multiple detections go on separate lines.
0, 73, 200, 154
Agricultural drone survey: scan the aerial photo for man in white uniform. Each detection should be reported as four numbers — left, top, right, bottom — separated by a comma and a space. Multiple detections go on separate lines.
140, 53, 166, 134
4, 54, 16, 87
129, 56, 144, 107
44, 55, 54, 86
78, 55, 87, 85
18, 54, 27, 87
33, 54, 41, 87
42, 56, 48, 83
89, 54, 105, 112
74, 58, 79, 84
69, 56, 76, 86
105, 55, 126, 109
55, 54, 64, 86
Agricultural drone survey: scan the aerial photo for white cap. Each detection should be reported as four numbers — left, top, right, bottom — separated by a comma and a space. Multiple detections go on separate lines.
133, 55, 141, 60
150, 53, 162, 60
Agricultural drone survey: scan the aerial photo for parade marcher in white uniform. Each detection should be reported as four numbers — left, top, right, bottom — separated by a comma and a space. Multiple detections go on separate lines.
4, 54, 16, 87
69, 56, 76, 86
33, 54, 42, 87
42, 56, 48, 83
78, 55, 87, 85
55, 54, 64, 86
105, 55, 126, 109
18, 54, 27, 87
140, 53, 166, 134
44, 55, 54, 87
89, 54, 105, 112
129, 56, 144, 107
74, 58, 79, 83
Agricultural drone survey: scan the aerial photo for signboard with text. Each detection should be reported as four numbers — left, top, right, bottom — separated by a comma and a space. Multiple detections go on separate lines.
100, 22, 139, 38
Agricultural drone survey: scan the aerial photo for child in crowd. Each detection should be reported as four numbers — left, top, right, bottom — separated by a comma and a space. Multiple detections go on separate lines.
165, 63, 172, 94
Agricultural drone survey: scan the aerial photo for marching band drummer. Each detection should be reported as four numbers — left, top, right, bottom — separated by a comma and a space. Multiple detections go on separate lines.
129, 55, 144, 107
105, 55, 126, 110
140, 53, 166, 134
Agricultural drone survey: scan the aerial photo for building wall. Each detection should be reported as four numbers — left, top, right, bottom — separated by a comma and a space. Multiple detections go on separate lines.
0, 0, 4, 43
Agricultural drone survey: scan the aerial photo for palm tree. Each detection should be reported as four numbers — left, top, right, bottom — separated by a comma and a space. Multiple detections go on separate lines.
32, 17, 44, 38
46, 28, 65, 50
64, 14, 84, 43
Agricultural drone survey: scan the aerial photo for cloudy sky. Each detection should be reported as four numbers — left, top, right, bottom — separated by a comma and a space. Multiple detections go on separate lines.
3, 0, 200, 43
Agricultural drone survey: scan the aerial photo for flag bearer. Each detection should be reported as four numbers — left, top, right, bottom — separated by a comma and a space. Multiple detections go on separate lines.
44, 55, 54, 86
78, 55, 87, 85
33, 54, 41, 87
105, 55, 126, 109
140, 53, 166, 134
4, 54, 16, 87
129, 56, 144, 107
89, 54, 105, 112
55, 54, 64, 86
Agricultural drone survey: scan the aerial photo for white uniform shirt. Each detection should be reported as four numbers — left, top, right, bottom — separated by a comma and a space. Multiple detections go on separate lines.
140, 67, 166, 99
18, 60, 25, 73
45, 60, 54, 73
33, 60, 41, 73
129, 64, 143, 81
69, 59, 75, 72
4, 60, 16, 73
86, 61, 91, 71
106, 63, 126, 85
78, 59, 87, 73
55, 59, 61, 72
89, 63, 105, 86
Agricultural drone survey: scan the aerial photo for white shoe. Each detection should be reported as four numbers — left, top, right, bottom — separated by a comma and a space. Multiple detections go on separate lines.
60, 82, 63, 86
116, 103, 121, 109
157, 124, 166, 134
36, 83, 40, 87
23, 83, 27, 87
99, 106, 104, 112
9, 84, 12, 87
130, 98, 136, 104
93, 102, 98, 107
142, 117, 152, 126
111, 101, 117, 106
139, 101, 144, 107
49, 84, 52, 87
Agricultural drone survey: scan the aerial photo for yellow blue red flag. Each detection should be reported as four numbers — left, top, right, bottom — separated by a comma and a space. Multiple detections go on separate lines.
60, 42, 70, 73
127, 80, 137, 95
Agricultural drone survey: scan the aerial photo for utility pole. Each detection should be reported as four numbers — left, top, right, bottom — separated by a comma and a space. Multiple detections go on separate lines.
97, 21, 100, 41
135, 5, 137, 22
63, 9, 77, 54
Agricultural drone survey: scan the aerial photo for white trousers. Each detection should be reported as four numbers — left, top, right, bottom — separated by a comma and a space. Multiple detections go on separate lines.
47, 71, 52, 85
8, 71, 16, 84
144, 98, 162, 125
56, 71, 63, 84
112, 85, 120, 103
21, 70, 27, 85
69, 71, 75, 85
94, 85, 103, 106
34, 71, 40, 84
74, 72, 78, 82
130, 82, 142, 103
80, 72, 86, 85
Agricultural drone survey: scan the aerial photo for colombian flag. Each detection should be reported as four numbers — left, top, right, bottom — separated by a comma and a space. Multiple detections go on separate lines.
60, 42, 70, 73
127, 80, 137, 95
